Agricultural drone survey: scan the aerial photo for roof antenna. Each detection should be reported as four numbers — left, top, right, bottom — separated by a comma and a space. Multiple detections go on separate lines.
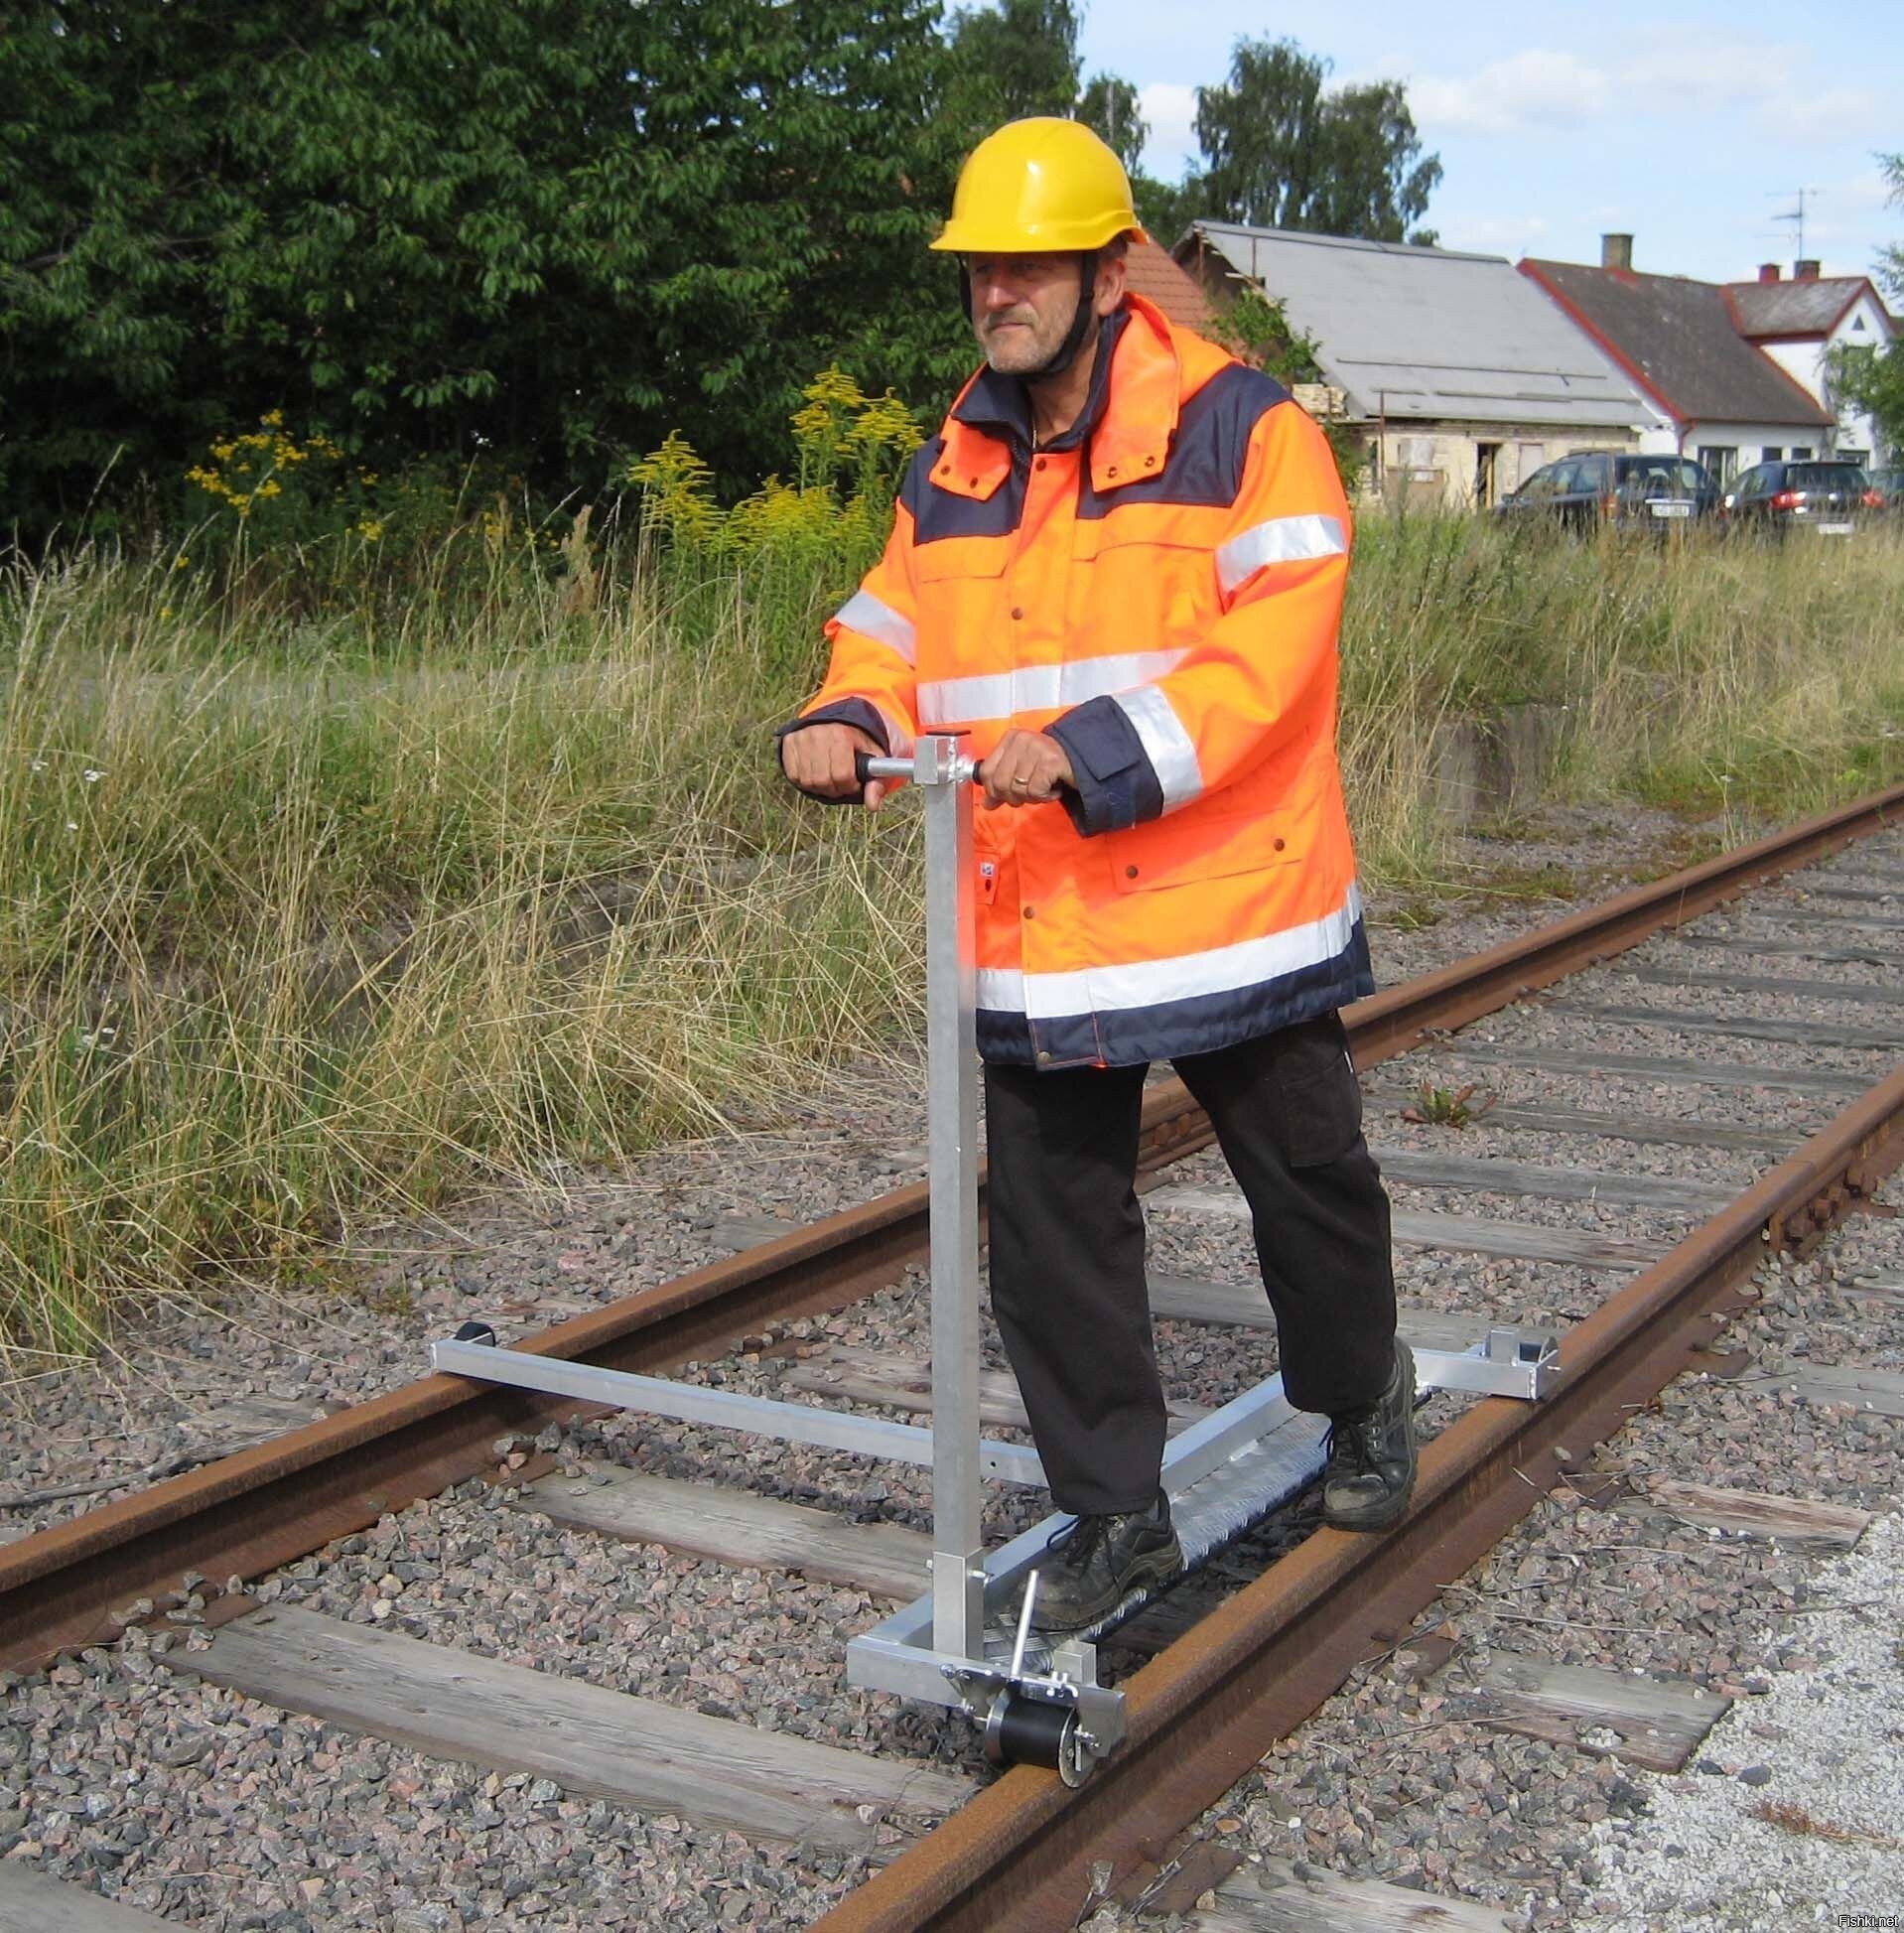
1764, 187, 1816, 263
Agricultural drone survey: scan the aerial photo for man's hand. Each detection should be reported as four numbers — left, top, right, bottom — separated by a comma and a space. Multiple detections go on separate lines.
780, 723, 889, 808
978, 729, 1074, 811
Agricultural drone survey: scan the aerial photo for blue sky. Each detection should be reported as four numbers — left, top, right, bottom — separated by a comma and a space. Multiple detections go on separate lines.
1074, 0, 1901, 289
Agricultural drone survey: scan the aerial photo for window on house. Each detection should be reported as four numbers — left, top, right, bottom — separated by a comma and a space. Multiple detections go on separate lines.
1516, 442, 1547, 485
1851, 315, 1866, 333
1839, 449, 1869, 467
1791, 446, 1815, 460
1762, 447, 1783, 463
1697, 446, 1738, 485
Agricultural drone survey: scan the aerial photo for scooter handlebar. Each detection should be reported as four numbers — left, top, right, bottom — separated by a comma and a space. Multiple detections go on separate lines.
855, 749, 977, 786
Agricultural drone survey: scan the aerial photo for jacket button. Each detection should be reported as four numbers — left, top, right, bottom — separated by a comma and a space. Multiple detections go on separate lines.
1011, 607, 1023, 621
1107, 466, 1119, 478
1274, 837, 1287, 851
968, 477, 979, 486
1022, 905, 1035, 920
938, 465, 950, 477
1035, 458, 1047, 472
1125, 865, 1139, 879
1145, 455, 1156, 468
1037, 1049, 1053, 1062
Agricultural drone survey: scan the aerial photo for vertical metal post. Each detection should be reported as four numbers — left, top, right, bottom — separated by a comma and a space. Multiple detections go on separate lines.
918, 735, 985, 1661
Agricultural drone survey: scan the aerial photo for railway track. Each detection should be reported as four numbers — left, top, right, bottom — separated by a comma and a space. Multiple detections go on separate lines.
1, 786, 1900, 1931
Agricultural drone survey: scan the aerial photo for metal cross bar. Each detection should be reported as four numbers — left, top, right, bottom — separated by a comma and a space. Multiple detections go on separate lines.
429, 1338, 1045, 1485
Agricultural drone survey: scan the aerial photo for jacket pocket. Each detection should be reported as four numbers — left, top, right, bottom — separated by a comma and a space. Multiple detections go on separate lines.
913, 536, 1010, 584
1106, 807, 1300, 894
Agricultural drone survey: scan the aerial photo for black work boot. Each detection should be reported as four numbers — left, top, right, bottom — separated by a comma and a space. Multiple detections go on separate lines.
1322, 1338, 1418, 1531
1028, 1491, 1182, 1635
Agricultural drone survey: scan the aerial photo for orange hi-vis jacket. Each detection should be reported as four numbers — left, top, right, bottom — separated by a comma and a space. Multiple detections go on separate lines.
784, 292, 1371, 1069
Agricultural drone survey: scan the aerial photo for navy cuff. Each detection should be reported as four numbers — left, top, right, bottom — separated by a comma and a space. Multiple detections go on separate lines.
1047, 698, 1164, 836
774, 699, 891, 805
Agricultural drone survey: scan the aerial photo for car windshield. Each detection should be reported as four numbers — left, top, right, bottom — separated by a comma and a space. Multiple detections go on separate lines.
1789, 465, 1867, 491
1617, 459, 1703, 494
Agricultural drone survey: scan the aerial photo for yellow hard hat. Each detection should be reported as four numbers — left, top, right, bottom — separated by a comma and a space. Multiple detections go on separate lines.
931, 117, 1150, 254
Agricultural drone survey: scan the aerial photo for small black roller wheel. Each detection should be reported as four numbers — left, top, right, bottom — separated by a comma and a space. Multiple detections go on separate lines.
982, 1693, 1092, 1787
452, 1320, 498, 1346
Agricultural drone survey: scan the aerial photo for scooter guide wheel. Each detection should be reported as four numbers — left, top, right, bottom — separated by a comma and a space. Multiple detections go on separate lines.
983, 1692, 1092, 1787
452, 1320, 498, 1346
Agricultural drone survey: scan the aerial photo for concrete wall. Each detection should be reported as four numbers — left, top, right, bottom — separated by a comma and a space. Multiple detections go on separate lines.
1365, 424, 1635, 508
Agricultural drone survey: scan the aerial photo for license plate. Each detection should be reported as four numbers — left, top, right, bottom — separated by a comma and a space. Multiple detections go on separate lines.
1817, 521, 1853, 535
1649, 501, 1692, 518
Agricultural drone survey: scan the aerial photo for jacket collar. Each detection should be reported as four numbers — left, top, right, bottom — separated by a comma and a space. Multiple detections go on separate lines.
933, 293, 1184, 501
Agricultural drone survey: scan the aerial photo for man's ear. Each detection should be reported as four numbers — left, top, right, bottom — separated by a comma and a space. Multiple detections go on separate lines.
1094, 247, 1129, 318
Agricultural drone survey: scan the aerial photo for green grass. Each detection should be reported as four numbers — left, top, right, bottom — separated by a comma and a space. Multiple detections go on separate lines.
1, 507, 1900, 1363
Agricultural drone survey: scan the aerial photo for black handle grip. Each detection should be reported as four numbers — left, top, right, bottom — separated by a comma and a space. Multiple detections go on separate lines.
854, 751, 874, 785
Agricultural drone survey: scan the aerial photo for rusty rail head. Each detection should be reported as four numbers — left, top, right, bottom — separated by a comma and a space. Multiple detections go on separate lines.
817, 1058, 1904, 1932
2, 778, 1899, 1674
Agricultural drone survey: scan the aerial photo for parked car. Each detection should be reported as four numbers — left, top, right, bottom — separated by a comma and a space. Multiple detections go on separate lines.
1720, 460, 1881, 537
1496, 452, 1716, 532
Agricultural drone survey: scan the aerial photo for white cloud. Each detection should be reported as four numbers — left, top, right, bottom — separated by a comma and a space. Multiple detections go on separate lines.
1406, 33, 1888, 146
1137, 81, 1198, 177
1409, 50, 1608, 137
1777, 85, 1883, 142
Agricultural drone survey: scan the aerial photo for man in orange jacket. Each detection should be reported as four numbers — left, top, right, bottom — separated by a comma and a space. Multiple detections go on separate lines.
779, 119, 1411, 1635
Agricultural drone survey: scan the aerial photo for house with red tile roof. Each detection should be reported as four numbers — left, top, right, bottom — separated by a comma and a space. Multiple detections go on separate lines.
1124, 236, 1217, 336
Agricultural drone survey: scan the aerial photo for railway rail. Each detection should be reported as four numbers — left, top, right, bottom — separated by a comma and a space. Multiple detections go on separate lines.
1, 781, 1901, 1931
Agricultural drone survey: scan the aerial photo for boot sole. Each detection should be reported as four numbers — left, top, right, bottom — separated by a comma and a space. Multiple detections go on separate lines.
1030, 1536, 1183, 1635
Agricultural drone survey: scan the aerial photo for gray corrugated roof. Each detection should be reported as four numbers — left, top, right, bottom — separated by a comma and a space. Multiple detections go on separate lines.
1178, 222, 1651, 429
1524, 260, 1831, 428
1725, 278, 1868, 338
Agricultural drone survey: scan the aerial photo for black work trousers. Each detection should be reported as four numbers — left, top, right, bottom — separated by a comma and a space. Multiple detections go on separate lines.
983, 1013, 1397, 1516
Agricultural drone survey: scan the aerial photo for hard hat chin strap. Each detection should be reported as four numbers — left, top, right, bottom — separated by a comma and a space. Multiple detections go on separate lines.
1023, 251, 1101, 381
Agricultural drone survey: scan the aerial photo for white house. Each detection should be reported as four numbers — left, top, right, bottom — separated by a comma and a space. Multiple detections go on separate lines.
1723, 264, 1897, 468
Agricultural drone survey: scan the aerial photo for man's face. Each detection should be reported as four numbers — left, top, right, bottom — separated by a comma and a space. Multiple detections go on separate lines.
968, 253, 1084, 374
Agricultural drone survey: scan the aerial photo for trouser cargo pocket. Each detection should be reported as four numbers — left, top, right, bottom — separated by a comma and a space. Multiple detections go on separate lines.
1272, 1013, 1364, 1169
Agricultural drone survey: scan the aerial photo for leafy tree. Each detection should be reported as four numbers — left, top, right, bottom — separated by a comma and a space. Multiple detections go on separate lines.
1079, 73, 1146, 173
0, 0, 974, 535
1133, 174, 1206, 250
946, 0, 1080, 126
1193, 37, 1440, 244
1828, 153, 1904, 463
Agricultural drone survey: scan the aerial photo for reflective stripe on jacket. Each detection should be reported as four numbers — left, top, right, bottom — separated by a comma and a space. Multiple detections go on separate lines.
792, 292, 1372, 1068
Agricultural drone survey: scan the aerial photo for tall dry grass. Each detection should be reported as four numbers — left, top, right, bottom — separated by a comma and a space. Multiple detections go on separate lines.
0, 533, 917, 1366
1, 510, 1899, 1362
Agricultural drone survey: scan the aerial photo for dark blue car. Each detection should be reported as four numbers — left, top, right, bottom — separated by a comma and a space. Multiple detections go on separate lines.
1497, 451, 1716, 532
